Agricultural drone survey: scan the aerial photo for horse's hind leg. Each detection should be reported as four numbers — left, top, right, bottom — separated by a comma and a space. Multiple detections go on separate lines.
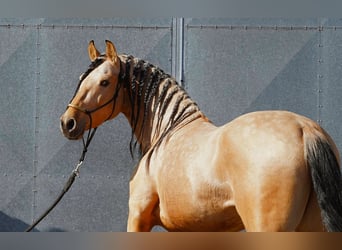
295, 187, 324, 231
237, 190, 309, 231
235, 164, 311, 231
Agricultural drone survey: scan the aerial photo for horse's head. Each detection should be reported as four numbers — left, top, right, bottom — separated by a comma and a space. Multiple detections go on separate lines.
60, 40, 122, 140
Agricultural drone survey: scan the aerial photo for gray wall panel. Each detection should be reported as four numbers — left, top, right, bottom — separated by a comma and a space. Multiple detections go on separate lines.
184, 19, 319, 126
0, 26, 37, 230
321, 27, 342, 150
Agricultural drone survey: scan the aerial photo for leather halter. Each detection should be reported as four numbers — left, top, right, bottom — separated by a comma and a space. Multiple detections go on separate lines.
67, 57, 124, 123
67, 90, 118, 120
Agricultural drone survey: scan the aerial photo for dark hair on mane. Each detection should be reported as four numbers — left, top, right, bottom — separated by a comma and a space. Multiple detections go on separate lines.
119, 55, 201, 159
70, 57, 106, 101
82, 57, 106, 82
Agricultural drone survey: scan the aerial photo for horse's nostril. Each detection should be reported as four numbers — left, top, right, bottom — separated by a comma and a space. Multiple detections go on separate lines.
66, 118, 76, 132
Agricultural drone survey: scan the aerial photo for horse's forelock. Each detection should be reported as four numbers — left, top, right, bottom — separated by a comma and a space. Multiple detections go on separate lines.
80, 57, 106, 82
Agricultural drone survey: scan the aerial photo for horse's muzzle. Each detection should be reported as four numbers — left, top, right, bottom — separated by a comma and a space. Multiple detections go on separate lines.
60, 114, 85, 140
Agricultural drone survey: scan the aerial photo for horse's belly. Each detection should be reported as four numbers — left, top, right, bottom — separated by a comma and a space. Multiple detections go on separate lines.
158, 187, 244, 231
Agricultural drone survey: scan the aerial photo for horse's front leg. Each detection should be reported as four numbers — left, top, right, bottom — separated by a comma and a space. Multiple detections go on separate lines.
127, 195, 159, 232
127, 174, 160, 232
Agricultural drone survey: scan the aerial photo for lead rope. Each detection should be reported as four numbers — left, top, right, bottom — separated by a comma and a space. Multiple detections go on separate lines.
25, 116, 97, 232
26, 58, 124, 232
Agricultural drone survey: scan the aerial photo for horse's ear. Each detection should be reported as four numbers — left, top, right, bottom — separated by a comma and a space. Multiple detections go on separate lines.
105, 40, 119, 63
88, 40, 100, 61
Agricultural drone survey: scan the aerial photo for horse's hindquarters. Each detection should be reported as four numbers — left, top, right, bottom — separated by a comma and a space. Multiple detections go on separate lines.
221, 111, 322, 231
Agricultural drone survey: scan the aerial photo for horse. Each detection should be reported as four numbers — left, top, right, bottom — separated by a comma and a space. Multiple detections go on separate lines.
60, 40, 342, 232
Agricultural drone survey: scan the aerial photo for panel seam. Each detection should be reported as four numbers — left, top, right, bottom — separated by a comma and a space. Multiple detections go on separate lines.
317, 22, 324, 126
32, 23, 41, 224
171, 18, 185, 87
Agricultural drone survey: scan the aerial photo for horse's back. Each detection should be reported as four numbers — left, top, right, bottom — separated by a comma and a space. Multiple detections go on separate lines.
220, 110, 308, 170
222, 110, 339, 166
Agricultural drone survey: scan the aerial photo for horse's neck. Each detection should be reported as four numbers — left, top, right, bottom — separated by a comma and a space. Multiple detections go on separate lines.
119, 55, 204, 154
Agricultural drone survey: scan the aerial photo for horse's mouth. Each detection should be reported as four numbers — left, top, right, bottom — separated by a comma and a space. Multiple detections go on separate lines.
60, 126, 85, 140
64, 131, 84, 140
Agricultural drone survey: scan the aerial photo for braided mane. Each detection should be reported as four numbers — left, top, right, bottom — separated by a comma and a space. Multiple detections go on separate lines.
118, 55, 202, 158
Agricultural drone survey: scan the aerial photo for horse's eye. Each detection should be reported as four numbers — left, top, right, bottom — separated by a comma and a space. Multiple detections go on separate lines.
100, 80, 110, 87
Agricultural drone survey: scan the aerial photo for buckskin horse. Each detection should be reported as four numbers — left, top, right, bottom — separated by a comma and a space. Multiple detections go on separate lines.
60, 40, 342, 231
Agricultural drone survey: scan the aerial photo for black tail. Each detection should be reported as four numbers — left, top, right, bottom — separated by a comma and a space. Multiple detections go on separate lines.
306, 137, 342, 231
